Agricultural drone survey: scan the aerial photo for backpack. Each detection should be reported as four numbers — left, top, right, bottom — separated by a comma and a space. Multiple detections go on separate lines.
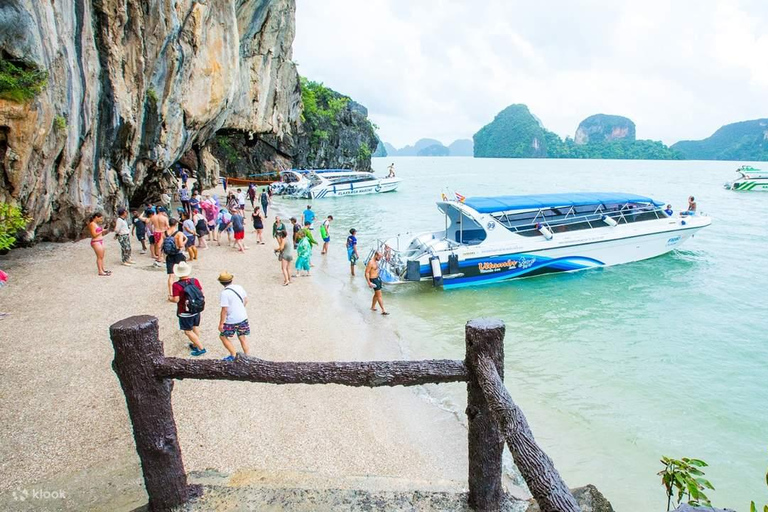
163, 233, 180, 255
180, 280, 205, 315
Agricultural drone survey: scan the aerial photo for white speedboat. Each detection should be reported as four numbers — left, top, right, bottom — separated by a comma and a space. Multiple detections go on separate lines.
371, 192, 711, 289
725, 166, 768, 191
271, 169, 401, 199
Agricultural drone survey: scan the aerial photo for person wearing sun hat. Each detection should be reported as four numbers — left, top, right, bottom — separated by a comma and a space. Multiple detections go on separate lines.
217, 270, 250, 361
169, 261, 206, 357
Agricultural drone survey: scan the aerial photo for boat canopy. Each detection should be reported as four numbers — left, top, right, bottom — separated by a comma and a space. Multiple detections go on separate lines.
464, 192, 664, 214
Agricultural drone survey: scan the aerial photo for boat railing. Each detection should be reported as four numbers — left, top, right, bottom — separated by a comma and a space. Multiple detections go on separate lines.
496, 206, 666, 236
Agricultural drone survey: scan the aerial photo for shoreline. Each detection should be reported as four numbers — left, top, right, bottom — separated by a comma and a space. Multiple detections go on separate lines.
0, 190, 476, 510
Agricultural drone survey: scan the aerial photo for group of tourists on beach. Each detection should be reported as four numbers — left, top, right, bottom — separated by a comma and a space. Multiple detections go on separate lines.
86, 173, 388, 359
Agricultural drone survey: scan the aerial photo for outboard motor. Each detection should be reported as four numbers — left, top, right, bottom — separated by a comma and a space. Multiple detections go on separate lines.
537, 223, 554, 240
430, 256, 443, 287
602, 215, 618, 227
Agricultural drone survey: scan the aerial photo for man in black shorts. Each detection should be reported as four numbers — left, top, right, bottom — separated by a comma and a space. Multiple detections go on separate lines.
164, 218, 187, 298
169, 261, 206, 356
365, 251, 388, 315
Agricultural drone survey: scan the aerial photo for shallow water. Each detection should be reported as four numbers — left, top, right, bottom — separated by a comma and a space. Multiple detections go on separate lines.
275, 157, 768, 510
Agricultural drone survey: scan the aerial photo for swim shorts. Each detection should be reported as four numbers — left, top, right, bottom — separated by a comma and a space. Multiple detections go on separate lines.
371, 277, 383, 291
234, 230, 244, 240
323, 236, 330, 243
178, 314, 201, 331
220, 319, 250, 338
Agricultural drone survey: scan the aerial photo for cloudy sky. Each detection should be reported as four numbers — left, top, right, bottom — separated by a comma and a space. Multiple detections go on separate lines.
294, 0, 768, 149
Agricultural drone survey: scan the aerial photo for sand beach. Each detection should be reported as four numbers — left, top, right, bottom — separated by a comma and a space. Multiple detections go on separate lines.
0, 191, 473, 511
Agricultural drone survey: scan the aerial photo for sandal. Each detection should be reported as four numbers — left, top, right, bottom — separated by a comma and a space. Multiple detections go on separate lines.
98, 272, 111, 277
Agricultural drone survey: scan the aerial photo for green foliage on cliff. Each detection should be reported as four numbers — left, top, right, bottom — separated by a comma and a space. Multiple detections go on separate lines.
671, 119, 768, 161
0, 203, 29, 251
474, 104, 681, 160
0, 59, 48, 103
300, 78, 350, 146
216, 135, 239, 164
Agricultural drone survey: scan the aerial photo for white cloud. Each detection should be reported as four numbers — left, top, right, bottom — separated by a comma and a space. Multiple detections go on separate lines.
294, 0, 768, 148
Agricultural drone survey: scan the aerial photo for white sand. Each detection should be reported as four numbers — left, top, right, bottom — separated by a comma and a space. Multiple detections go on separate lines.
0, 196, 470, 510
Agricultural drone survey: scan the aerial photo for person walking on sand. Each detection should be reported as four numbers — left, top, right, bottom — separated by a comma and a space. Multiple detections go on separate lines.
320, 215, 333, 254
231, 207, 248, 252
169, 261, 207, 357
164, 218, 187, 298
275, 229, 294, 285
260, 187, 270, 217
295, 231, 312, 276
131, 209, 148, 254
247, 184, 256, 209
88, 212, 110, 276
217, 271, 250, 361
251, 206, 265, 244
237, 188, 246, 211
365, 251, 388, 315
114, 207, 135, 266
272, 216, 285, 239
151, 207, 170, 266
181, 212, 198, 261
217, 207, 233, 246
346, 228, 359, 276
290, 217, 301, 249
193, 208, 209, 249
179, 183, 191, 216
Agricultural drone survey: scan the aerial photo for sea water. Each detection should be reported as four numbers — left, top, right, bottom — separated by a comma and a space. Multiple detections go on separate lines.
276, 157, 768, 510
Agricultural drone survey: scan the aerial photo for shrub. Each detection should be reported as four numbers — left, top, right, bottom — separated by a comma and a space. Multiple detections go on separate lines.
54, 115, 67, 131
0, 203, 29, 251
0, 59, 48, 103
658, 456, 714, 511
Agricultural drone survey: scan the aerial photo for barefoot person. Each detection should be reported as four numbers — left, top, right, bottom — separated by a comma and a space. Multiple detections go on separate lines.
346, 228, 359, 276
169, 261, 207, 356
114, 207, 134, 266
217, 271, 250, 361
231, 207, 247, 252
320, 215, 333, 254
151, 207, 170, 266
88, 212, 110, 276
365, 251, 388, 315
275, 229, 294, 285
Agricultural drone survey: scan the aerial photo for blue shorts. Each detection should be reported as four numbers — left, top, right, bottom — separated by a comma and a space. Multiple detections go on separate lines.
347, 247, 358, 263
323, 236, 330, 243
220, 319, 250, 338
178, 314, 200, 331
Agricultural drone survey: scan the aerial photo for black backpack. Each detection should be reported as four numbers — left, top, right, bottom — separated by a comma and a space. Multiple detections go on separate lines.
180, 280, 205, 315
163, 232, 180, 255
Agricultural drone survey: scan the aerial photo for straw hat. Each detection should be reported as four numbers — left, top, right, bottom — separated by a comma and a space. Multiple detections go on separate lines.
173, 261, 192, 278
217, 270, 234, 283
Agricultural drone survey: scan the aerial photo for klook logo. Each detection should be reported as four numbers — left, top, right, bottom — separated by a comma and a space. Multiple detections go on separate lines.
12, 488, 66, 501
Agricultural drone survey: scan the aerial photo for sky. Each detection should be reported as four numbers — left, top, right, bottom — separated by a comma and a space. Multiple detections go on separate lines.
294, 0, 768, 149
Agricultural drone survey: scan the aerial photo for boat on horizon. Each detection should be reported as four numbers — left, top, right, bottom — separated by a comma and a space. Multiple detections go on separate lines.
271, 169, 401, 199
724, 165, 768, 191
370, 192, 711, 289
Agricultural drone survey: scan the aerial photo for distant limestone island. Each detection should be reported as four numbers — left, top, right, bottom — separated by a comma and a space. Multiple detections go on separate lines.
376, 138, 474, 157
473, 104, 768, 161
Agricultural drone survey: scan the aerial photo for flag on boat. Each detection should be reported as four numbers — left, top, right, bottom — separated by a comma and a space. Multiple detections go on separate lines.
455, 192, 466, 203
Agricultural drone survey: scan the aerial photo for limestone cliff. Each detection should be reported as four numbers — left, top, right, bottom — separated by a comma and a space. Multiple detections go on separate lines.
575, 114, 636, 145
0, 0, 301, 241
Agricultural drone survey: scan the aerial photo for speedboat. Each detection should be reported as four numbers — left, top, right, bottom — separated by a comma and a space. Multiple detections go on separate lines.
725, 166, 768, 191
370, 192, 711, 289
271, 169, 401, 199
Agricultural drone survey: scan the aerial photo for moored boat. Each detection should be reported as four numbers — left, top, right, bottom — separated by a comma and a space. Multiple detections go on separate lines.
725, 166, 768, 191
271, 169, 401, 199
370, 192, 711, 289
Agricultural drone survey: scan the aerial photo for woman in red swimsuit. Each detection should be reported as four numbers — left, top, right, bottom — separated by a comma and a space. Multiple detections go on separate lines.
88, 212, 110, 276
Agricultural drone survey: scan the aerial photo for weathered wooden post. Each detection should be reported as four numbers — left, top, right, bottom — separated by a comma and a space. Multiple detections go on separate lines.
465, 318, 505, 510
110, 315, 194, 511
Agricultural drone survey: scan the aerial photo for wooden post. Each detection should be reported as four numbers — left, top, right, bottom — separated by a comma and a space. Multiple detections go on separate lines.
465, 318, 505, 510
110, 315, 194, 511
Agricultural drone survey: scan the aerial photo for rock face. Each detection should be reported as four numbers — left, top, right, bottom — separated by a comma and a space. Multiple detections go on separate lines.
473, 104, 553, 158
417, 143, 449, 156
526, 485, 614, 512
0, 0, 302, 241
575, 114, 636, 145
671, 118, 768, 161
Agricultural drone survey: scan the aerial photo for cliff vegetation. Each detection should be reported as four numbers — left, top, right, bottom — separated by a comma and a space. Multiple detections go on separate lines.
473, 104, 681, 160
0, 58, 48, 103
671, 119, 768, 161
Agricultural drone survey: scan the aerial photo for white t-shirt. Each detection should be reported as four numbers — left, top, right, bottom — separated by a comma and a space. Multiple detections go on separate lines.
115, 217, 130, 235
237, 192, 246, 205
220, 284, 248, 324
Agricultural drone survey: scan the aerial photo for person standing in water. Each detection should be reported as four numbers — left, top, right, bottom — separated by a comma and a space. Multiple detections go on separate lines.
365, 251, 388, 315
320, 215, 333, 255
346, 228, 358, 276
88, 212, 110, 276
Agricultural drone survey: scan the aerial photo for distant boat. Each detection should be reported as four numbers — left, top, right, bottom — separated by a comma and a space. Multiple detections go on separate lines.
271, 169, 401, 199
371, 192, 711, 289
725, 165, 768, 191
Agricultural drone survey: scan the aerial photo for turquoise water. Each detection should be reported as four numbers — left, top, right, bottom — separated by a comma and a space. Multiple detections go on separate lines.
279, 157, 768, 510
